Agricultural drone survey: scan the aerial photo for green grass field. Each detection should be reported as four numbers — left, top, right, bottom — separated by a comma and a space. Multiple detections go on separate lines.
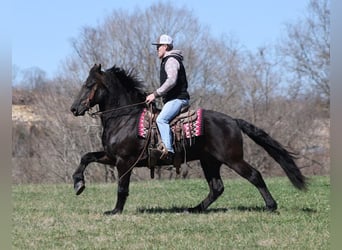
13, 175, 330, 249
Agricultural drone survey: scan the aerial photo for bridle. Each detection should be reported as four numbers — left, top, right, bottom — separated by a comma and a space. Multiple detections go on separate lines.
81, 80, 101, 110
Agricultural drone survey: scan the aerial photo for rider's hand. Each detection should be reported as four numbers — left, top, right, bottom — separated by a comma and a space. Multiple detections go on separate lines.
145, 93, 156, 104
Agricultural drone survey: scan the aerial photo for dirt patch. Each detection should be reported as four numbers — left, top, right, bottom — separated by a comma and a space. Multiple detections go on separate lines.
12, 105, 43, 123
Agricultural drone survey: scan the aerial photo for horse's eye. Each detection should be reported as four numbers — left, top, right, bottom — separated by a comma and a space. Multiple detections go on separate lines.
85, 80, 96, 88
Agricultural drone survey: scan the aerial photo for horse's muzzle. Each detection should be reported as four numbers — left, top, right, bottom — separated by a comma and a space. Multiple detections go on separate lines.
70, 105, 87, 116
70, 106, 77, 116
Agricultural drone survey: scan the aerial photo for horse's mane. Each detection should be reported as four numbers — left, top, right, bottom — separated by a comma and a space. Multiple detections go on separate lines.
106, 66, 146, 98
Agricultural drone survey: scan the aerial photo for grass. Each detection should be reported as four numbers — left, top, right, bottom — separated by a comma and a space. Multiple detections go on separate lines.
12, 176, 330, 249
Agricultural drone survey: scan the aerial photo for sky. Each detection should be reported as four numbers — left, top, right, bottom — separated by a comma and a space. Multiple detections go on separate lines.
11, 0, 309, 79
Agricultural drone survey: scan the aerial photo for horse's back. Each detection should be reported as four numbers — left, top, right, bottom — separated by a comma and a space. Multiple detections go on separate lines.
202, 109, 240, 133
201, 109, 243, 156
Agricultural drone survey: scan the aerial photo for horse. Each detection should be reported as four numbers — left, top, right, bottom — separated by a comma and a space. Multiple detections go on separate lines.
70, 63, 307, 215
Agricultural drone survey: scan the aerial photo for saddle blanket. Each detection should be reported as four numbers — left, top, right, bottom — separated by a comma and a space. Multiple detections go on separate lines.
138, 108, 204, 140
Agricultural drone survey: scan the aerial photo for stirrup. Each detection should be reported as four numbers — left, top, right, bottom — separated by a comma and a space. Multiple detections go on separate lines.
150, 147, 168, 160
160, 149, 168, 160
156, 142, 168, 159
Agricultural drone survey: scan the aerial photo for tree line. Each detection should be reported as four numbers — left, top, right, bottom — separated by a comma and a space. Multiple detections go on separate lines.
12, 0, 330, 184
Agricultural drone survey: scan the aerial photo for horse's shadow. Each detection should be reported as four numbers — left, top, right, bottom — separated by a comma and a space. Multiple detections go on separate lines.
137, 206, 227, 214
137, 205, 317, 214
137, 205, 267, 214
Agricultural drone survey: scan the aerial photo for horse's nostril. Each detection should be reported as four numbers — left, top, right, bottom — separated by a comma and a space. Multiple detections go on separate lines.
70, 107, 76, 114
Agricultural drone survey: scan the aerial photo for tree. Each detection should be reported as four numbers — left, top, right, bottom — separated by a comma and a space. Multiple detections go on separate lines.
279, 0, 330, 109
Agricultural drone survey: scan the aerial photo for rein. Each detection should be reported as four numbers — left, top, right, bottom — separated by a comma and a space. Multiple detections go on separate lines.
86, 98, 153, 182
88, 101, 147, 118
118, 104, 154, 182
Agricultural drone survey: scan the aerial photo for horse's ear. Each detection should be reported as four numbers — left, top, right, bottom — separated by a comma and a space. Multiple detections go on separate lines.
92, 63, 102, 72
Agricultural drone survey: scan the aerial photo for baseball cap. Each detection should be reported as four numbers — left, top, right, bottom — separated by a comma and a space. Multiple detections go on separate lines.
152, 34, 173, 45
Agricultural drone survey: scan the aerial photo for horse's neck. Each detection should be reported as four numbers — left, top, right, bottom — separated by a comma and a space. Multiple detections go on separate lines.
99, 96, 144, 120
98, 93, 126, 111
99, 82, 146, 119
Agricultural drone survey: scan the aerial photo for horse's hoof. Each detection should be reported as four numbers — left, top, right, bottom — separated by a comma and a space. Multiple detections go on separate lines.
104, 209, 122, 215
74, 181, 85, 195
265, 201, 278, 212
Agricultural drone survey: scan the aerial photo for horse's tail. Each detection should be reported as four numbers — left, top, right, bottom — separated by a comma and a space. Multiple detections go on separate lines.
235, 118, 307, 190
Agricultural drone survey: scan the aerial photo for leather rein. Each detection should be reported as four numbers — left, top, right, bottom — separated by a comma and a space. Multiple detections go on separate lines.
87, 101, 147, 118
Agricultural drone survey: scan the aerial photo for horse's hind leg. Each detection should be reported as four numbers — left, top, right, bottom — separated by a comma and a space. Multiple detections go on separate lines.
188, 154, 224, 213
72, 151, 115, 195
230, 159, 277, 211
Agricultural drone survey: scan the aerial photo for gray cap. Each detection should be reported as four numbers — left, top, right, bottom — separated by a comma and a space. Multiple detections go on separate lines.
152, 34, 173, 45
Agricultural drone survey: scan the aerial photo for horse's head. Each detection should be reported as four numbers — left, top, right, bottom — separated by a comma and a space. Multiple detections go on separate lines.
71, 64, 147, 116
70, 64, 107, 116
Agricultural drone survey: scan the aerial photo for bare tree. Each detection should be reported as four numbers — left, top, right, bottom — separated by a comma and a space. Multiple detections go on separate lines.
279, 0, 330, 109
68, 3, 217, 93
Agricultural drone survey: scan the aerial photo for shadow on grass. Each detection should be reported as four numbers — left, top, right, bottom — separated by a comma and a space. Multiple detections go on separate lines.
137, 205, 276, 214
137, 206, 229, 214
229, 205, 271, 212
300, 207, 317, 213
230, 205, 317, 214
137, 205, 315, 214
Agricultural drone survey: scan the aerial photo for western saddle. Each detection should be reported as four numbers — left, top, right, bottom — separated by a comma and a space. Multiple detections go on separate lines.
138, 105, 202, 178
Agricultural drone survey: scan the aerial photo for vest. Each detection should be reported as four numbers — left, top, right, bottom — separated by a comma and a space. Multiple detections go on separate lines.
160, 55, 190, 104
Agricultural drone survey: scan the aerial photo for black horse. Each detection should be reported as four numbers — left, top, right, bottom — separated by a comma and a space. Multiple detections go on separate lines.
70, 64, 306, 215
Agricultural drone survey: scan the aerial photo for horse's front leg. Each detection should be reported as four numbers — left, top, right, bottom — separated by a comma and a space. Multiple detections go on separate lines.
72, 151, 115, 195
104, 164, 132, 215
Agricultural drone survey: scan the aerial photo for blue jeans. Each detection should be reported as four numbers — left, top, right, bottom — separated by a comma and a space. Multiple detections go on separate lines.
156, 98, 189, 153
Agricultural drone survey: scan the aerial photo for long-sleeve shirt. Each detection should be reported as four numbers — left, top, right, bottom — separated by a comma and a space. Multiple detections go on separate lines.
155, 50, 183, 97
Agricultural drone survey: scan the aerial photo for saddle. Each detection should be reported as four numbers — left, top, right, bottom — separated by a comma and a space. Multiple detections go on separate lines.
138, 105, 204, 177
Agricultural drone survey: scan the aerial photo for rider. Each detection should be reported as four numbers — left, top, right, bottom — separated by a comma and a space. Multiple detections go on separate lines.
145, 34, 190, 164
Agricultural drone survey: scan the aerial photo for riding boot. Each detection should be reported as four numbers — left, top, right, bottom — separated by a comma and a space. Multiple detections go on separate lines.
149, 148, 174, 165
161, 152, 175, 165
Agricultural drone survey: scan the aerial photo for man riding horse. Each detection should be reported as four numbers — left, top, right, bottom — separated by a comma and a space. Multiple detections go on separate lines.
145, 34, 190, 164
